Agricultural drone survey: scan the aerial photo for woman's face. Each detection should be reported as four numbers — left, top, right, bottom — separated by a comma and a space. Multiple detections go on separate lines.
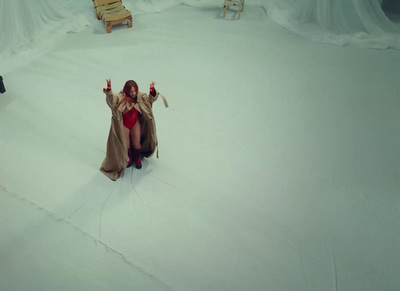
128, 86, 137, 98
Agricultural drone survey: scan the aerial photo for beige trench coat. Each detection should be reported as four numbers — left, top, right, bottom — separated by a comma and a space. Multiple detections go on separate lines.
100, 88, 162, 181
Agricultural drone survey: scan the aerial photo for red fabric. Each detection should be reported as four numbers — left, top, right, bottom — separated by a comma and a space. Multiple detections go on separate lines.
123, 108, 138, 129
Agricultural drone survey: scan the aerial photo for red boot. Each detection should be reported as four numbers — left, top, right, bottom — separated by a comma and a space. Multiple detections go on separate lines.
127, 148, 133, 168
134, 147, 142, 169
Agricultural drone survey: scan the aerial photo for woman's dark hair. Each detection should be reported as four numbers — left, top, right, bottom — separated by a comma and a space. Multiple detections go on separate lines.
123, 80, 139, 96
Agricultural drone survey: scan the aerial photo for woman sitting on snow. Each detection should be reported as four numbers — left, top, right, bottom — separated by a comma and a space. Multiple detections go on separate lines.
100, 79, 167, 181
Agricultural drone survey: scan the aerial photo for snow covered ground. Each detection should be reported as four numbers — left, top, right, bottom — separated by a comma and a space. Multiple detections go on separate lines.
1, 2, 399, 291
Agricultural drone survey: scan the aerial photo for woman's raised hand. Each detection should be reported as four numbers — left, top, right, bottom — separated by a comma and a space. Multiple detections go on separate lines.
149, 81, 156, 96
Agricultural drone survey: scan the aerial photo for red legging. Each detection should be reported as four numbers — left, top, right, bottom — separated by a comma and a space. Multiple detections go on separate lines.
123, 108, 138, 129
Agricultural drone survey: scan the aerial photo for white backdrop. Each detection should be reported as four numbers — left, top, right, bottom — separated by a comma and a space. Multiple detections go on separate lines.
0, 1, 399, 291
1, 0, 399, 66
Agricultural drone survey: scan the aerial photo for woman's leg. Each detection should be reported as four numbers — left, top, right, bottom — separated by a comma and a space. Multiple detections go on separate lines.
130, 121, 141, 150
130, 121, 142, 169
124, 126, 133, 167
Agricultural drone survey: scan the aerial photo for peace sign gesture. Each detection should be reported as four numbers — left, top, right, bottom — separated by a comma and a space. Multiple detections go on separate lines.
105, 79, 112, 91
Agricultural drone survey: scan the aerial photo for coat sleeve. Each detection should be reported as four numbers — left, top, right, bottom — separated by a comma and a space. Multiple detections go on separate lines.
138, 92, 158, 121
103, 89, 121, 110
148, 90, 160, 105
149, 90, 168, 108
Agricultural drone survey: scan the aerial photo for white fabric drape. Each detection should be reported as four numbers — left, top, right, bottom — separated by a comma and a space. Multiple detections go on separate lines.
262, 0, 400, 49
1, 0, 399, 73
176, 0, 400, 49
291, 0, 398, 34
0, 0, 90, 74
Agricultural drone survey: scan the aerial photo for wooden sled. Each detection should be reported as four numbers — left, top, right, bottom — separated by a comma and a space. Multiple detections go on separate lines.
223, 0, 245, 20
93, 0, 132, 33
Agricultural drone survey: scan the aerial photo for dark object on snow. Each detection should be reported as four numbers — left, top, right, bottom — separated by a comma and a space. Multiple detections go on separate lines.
0, 76, 5, 94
